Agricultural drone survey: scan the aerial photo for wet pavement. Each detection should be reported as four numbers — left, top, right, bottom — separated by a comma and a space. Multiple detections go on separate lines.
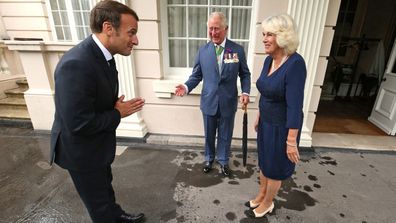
0, 126, 395, 223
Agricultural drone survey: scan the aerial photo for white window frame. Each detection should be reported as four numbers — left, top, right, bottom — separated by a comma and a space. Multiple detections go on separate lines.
46, 0, 97, 41
161, 0, 254, 79
46, 0, 128, 41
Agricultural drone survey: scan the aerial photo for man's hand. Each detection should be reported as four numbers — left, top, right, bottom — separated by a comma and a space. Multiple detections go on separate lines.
240, 94, 249, 105
115, 95, 145, 118
175, 84, 187, 96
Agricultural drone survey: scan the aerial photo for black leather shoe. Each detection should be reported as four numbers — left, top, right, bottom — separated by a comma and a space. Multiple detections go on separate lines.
203, 161, 213, 173
116, 212, 145, 223
220, 164, 231, 177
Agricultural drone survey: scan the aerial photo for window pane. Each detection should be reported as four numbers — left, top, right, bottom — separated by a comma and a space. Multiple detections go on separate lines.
168, 7, 186, 37
52, 12, 61, 25
231, 8, 251, 39
61, 12, 70, 25
169, 40, 187, 67
189, 0, 207, 5
232, 0, 252, 6
85, 27, 90, 36
168, 0, 185, 4
212, 0, 229, 5
83, 12, 89, 26
50, 0, 59, 9
188, 7, 207, 38
58, 0, 66, 10
55, 27, 64, 40
189, 40, 206, 66
63, 26, 72, 40
76, 27, 85, 40
81, 0, 90, 9
74, 12, 83, 25
71, 0, 81, 10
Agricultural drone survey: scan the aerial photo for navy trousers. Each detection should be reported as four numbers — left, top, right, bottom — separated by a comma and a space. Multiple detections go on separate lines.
202, 108, 235, 166
68, 166, 124, 223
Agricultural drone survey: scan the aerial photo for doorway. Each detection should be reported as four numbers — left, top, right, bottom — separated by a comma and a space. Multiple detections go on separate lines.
314, 0, 396, 136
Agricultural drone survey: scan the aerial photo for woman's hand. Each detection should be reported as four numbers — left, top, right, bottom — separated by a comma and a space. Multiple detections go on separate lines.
286, 143, 300, 164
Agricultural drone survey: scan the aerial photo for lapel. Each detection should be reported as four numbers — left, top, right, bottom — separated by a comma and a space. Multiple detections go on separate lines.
88, 36, 118, 100
206, 42, 221, 81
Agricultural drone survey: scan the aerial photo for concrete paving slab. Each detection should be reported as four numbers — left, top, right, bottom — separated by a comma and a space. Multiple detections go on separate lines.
0, 127, 396, 223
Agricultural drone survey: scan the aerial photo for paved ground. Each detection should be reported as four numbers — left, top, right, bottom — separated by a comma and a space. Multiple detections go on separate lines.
0, 126, 395, 223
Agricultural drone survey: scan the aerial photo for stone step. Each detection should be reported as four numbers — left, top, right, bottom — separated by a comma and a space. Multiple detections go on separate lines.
0, 117, 32, 128
0, 97, 27, 108
0, 107, 30, 119
16, 79, 29, 90
4, 87, 26, 99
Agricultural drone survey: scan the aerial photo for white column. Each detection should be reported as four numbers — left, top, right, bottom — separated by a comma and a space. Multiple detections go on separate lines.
5, 41, 55, 130
288, 0, 329, 147
115, 54, 147, 138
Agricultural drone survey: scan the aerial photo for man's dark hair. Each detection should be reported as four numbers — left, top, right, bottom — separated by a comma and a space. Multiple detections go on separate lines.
90, 0, 139, 33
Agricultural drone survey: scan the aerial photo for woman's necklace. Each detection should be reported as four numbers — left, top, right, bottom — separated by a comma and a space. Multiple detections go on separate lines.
271, 55, 289, 72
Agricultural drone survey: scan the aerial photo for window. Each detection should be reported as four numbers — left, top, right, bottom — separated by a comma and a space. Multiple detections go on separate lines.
166, 0, 253, 69
48, 0, 95, 41
47, 0, 127, 41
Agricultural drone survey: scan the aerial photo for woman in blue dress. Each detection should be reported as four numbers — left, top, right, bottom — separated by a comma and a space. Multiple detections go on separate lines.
245, 14, 307, 218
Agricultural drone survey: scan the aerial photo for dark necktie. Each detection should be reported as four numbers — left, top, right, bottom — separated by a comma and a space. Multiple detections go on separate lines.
108, 58, 119, 98
108, 58, 116, 74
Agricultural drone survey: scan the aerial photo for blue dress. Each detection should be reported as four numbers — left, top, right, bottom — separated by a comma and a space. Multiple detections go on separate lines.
256, 53, 306, 180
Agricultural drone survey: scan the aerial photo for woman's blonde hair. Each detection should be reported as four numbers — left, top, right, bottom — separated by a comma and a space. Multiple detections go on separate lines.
261, 14, 299, 54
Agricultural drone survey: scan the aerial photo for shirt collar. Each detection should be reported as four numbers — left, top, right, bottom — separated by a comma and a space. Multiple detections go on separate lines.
214, 38, 226, 48
92, 34, 113, 61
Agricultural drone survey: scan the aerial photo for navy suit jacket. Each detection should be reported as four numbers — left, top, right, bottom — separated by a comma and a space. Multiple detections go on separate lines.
50, 35, 121, 171
185, 39, 251, 117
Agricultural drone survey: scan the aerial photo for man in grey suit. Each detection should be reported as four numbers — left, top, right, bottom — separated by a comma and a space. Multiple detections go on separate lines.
50, 1, 145, 222
175, 12, 251, 177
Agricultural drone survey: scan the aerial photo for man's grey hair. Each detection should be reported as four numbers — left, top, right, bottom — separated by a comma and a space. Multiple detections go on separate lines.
208, 11, 228, 28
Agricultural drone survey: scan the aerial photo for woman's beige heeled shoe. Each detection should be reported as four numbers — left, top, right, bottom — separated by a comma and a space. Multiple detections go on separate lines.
244, 200, 260, 209
247, 202, 274, 218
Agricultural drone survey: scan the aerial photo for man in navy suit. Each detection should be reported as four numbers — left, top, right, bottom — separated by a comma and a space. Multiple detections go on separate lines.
175, 12, 251, 177
50, 1, 145, 222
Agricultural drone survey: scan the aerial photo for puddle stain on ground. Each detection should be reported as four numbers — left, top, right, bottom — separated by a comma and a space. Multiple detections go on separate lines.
228, 180, 239, 185
172, 151, 257, 188
313, 183, 321, 188
308, 175, 318, 181
277, 178, 318, 211
303, 185, 313, 192
225, 212, 236, 221
169, 150, 320, 222
319, 156, 337, 166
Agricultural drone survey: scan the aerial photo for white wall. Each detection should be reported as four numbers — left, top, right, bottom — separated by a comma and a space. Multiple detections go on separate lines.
0, 0, 52, 41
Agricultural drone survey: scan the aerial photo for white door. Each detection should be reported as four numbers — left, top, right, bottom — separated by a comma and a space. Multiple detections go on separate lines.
368, 38, 396, 135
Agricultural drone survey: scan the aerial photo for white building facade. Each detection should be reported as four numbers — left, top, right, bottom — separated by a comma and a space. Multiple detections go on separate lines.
0, 0, 342, 147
